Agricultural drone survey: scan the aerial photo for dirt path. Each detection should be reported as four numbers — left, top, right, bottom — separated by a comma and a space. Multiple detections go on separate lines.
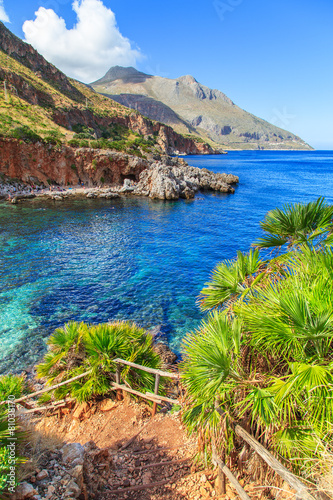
22, 398, 280, 500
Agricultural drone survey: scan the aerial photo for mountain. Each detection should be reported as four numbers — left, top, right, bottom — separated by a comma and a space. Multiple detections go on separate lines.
0, 22, 215, 160
92, 66, 312, 150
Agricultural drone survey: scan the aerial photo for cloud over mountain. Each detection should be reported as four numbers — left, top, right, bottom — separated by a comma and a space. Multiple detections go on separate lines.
22, 0, 142, 83
0, 1, 9, 22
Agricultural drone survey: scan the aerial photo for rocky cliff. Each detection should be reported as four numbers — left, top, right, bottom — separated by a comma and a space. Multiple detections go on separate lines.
92, 66, 312, 150
0, 138, 149, 187
0, 138, 238, 200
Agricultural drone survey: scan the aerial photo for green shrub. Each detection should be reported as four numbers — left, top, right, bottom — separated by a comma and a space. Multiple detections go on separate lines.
0, 375, 26, 494
0, 375, 25, 414
37, 321, 163, 403
109, 140, 126, 152
73, 132, 94, 140
43, 136, 61, 146
68, 139, 80, 148
72, 124, 94, 135
9, 126, 42, 143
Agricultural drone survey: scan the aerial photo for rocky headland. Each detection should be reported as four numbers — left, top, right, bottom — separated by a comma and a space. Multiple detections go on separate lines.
133, 161, 238, 199
0, 139, 238, 202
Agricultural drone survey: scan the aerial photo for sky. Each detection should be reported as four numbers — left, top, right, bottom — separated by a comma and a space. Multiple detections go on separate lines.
1, 0, 333, 149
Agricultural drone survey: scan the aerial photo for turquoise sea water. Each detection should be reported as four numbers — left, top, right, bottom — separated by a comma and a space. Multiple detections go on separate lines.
1, 150, 333, 373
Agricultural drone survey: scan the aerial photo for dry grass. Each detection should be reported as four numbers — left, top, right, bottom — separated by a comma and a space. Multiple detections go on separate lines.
17, 420, 64, 482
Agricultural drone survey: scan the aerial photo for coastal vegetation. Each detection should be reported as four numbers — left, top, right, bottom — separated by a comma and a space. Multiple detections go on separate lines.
37, 321, 163, 402
0, 322, 163, 494
1, 199, 332, 494
180, 197, 333, 482
0, 31, 208, 159
0, 375, 26, 493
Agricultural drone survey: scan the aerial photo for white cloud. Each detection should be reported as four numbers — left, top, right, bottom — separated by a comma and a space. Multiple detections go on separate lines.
0, 0, 10, 22
22, 0, 142, 83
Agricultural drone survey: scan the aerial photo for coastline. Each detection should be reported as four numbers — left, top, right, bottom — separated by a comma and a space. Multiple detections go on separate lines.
0, 156, 239, 204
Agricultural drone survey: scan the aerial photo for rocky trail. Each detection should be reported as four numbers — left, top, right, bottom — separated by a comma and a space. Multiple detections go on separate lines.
15, 396, 296, 500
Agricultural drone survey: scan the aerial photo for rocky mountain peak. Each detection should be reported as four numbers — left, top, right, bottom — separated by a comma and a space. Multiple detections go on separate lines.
92, 66, 151, 85
177, 74, 198, 85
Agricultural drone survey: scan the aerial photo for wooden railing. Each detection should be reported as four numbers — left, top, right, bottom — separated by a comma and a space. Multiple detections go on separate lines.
3, 361, 315, 499
113, 358, 179, 416
4, 360, 180, 416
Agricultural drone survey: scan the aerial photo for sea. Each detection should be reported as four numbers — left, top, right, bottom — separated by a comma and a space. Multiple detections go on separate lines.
1, 150, 333, 373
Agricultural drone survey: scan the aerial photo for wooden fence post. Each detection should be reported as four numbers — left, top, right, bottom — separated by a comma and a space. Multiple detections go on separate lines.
152, 374, 160, 417
116, 364, 123, 401
212, 452, 250, 500
235, 426, 315, 500
218, 466, 226, 495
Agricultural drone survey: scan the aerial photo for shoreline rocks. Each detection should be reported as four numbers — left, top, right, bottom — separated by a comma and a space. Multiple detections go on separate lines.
0, 153, 238, 203
133, 160, 238, 200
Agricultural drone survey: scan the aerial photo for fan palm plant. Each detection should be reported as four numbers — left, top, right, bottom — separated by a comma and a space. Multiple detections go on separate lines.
37, 320, 163, 403
0, 375, 25, 411
181, 206, 333, 479
181, 312, 253, 456
253, 197, 333, 250
199, 249, 265, 311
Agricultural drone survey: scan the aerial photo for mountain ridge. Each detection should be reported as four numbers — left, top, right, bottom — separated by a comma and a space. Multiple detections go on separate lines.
92, 66, 312, 150
0, 23, 217, 157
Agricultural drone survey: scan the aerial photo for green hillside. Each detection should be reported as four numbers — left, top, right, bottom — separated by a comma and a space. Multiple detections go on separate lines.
0, 23, 212, 158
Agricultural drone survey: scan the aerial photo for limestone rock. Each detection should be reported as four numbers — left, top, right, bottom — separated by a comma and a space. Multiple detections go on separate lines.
14, 482, 37, 499
61, 443, 84, 466
98, 192, 119, 199
73, 402, 89, 421
36, 469, 48, 481
65, 479, 81, 498
134, 160, 238, 200
99, 398, 117, 412
69, 465, 84, 489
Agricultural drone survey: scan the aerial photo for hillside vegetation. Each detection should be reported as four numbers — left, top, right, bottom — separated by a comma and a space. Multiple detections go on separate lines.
0, 50, 160, 157
0, 22, 214, 158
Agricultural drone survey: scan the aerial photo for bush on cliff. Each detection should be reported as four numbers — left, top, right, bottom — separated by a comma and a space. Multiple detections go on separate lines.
37, 321, 163, 403
9, 125, 42, 143
180, 198, 333, 481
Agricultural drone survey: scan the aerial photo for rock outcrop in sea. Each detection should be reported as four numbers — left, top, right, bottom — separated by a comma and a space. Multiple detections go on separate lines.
134, 159, 238, 199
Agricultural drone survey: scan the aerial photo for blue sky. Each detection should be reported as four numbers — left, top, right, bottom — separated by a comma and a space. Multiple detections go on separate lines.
2, 0, 333, 149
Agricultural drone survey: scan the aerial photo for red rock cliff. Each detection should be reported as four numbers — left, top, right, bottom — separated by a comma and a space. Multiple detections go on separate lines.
0, 138, 149, 187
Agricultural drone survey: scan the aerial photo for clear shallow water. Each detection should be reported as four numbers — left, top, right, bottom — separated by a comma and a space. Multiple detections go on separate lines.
1, 150, 333, 372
